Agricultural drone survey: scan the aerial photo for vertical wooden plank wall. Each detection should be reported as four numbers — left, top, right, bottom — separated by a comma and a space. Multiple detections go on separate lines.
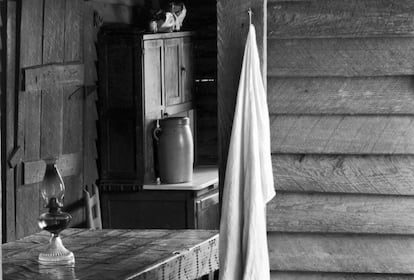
16, 0, 44, 239
11, 0, 86, 239
267, 0, 414, 278
4, 0, 16, 242
61, 0, 84, 227
217, 0, 266, 206
0, 1, 4, 271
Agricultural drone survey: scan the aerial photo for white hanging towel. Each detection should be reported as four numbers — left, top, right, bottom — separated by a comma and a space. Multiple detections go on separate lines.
219, 24, 276, 280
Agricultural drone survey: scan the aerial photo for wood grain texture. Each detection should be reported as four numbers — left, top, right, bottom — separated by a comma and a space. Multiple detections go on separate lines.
6, 0, 16, 158
15, 184, 40, 239
15, 0, 41, 237
15, 88, 26, 240
40, 88, 63, 159
5, 168, 15, 241
272, 155, 414, 195
218, 0, 266, 207
5, 0, 16, 241
267, 192, 414, 234
23, 91, 41, 160
83, 2, 99, 187
268, 233, 414, 273
62, 175, 84, 227
22, 160, 46, 185
271, 115, 414, 154
56, 153, 82, 177
25, 63, 84, 91
20, 0, 43, 67
23, 153, 82, 185
3, 229, 219, 280
0, 0, 3, 258
268, 0, 414, 38
268, 37, 414, 77
62, 85, 83, 154
64, 0, 82, 62
43, 0, 65, 63
267, 76, 414, 114
271, 272, 414, 280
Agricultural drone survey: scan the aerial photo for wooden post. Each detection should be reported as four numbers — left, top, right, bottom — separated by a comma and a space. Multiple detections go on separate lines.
1, 0, 4, 275
217, 0, 267, 212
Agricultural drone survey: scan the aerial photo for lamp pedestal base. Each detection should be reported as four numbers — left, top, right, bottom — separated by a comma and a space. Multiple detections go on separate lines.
38, 235, 75, 265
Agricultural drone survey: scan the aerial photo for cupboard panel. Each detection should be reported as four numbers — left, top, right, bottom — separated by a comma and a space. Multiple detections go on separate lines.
164, 38, 181, 106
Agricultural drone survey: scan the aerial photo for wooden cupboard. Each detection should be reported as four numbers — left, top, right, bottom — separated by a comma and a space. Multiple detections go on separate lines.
98, 27, 195, 188
97, 28, 220, 231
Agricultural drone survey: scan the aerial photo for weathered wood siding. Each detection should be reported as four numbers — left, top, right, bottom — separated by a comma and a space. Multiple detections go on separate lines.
4, 0, 16, 242
0, 0, 4, 261
267, 0, 414, 277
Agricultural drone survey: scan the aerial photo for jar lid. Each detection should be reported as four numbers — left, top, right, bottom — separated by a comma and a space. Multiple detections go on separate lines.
159, 117, 190, 126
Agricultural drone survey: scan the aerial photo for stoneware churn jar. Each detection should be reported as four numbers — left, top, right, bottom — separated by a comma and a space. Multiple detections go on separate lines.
153, 117, 193, 183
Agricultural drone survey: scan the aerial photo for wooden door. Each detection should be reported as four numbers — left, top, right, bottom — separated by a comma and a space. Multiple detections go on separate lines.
4, 0, 85, 240
14, 64, 85, 239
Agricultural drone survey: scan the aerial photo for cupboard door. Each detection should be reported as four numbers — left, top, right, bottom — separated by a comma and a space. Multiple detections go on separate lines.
181, 36, 194, 103
164, 38, 181, 106
196, 190, 220, 229
143, 39, 163, 113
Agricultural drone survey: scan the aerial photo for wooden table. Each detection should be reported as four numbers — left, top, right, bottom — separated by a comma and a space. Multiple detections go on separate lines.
3, 228, 219, 280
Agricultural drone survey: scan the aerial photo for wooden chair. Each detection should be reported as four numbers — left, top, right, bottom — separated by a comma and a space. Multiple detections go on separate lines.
83, 184, 102, 230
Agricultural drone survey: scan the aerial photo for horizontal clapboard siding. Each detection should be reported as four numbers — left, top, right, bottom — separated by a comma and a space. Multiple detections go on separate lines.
272, 155, 414, 195
268, 76, 414, 115
267, 192, 414, 234
271, 272, 414, 280
268, 38, 414, 77
267, 0, 414, 277
268, 0, 414, 38
268, 233, 414, 273
271, 116, 414, 154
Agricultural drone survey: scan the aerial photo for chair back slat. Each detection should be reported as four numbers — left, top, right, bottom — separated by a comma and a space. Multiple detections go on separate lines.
83, 184, 102, 229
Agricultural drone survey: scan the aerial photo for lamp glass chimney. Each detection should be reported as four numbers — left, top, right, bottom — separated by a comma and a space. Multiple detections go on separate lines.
41, 163, 65, 208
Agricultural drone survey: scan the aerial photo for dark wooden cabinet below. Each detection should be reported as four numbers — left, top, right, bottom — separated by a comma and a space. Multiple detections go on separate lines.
100, 166, 219, 230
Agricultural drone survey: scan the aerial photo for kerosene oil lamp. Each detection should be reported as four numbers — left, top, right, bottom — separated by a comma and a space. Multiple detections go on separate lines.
38, 161, 75, 265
